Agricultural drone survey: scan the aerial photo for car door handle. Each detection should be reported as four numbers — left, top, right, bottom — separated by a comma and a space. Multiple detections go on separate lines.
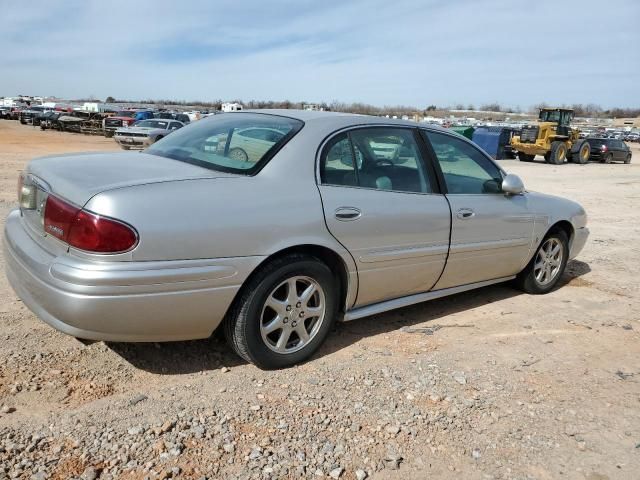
457, 208, 475, 219
335, 207, 362, 221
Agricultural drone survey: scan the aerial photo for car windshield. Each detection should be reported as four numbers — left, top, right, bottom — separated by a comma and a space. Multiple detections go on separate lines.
134, 120, 169, 129
116, 111, 136, 118
146, 113, 303, 174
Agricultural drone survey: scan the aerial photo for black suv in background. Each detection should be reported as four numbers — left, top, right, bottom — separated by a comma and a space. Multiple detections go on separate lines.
586, 137, 632, 164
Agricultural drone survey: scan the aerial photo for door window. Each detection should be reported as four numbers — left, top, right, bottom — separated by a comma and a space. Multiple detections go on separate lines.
423, 130, 503, 194
321, 128, 432, 193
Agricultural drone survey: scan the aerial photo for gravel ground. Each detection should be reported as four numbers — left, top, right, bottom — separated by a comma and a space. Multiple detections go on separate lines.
0, 121, 639, 480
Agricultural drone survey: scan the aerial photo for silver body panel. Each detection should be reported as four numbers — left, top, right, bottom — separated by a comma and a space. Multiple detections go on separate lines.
4, 110, 589, 342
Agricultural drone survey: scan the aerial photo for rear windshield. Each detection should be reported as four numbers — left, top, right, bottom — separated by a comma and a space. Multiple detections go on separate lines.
146, 113, 303, 174
586, 138, 607, 145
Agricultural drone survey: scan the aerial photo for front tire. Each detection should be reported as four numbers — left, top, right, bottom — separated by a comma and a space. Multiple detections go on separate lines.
515, 230, 569, 294
549, 141, 567, 165
224, 254, 338, 369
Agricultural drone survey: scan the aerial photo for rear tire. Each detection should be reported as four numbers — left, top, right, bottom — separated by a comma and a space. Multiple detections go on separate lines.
625, 154, 631, 164
223, 254, 338, 369
518, 152, 535, 162
572, 140, 591, 164
602, 153, 613, 164
549, 141, 567, 165
515, 229, 569, 294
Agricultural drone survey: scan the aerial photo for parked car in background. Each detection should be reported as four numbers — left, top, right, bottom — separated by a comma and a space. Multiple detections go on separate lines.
19, 106, 50, 125
225, 126, 287, 162
103, 110, 154, 137
154, 111, 190, 124
114, 119, 184, 149
5, 111, 589, 369
9, 107, 23, 120
585, 137, 632, 163
0, 107, 12, 119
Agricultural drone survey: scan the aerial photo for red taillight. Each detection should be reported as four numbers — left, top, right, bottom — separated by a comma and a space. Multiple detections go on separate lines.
44, 195, 137, 253
44, 195, 79, 242
601, 145, 608, 152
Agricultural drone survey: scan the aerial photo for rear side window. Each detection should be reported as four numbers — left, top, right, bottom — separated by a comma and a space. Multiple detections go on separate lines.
320, 128, 433, 193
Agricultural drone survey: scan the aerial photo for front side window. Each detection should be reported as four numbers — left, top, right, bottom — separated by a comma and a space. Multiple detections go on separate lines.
423, 130, 503, 194
320, 128, 432, 193
146, 113, 303, 174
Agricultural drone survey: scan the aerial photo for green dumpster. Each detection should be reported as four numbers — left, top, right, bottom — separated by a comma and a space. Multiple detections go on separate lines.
450, 126, 475, 140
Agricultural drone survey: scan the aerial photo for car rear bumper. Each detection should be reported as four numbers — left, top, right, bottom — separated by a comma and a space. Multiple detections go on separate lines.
4, 209, 263, 342
569, 226, 589, 260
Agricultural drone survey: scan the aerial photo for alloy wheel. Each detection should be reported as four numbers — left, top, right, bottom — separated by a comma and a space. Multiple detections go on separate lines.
260, 276, 326, 354
533, 238, 563, 286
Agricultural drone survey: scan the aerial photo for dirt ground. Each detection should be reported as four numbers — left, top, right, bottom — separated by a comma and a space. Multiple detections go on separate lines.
0, 120, 639, 480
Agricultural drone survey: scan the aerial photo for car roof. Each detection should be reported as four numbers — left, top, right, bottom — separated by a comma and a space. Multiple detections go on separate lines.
238, 109, 451, 133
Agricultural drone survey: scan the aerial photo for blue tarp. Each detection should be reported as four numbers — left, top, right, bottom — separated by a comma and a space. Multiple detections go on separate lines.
472, 127, 516, 160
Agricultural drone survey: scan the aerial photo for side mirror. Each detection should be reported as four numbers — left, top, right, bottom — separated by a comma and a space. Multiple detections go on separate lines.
502, 173, 525, 195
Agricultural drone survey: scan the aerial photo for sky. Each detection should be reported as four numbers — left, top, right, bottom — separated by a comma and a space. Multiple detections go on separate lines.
1, 0, 639, 109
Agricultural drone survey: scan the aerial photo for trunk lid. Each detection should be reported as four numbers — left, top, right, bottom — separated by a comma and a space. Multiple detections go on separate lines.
26, 151, 235, 207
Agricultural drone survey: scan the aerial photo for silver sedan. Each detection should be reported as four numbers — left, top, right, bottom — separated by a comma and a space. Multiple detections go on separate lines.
5, 110, 589, 369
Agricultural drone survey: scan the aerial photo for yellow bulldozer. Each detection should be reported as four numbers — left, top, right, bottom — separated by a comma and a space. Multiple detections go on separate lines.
511, 108, 591, 164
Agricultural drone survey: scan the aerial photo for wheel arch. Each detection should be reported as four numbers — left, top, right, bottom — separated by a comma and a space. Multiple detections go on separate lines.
548, 219, 574, 242
221, 244, 354, 331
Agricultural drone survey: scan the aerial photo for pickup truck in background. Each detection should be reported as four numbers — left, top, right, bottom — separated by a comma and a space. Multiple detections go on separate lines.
103, 110, 154, 137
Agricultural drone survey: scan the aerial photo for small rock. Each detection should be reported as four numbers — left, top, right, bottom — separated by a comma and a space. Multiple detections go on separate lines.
160, 421, 174, 433
384, 455, 403, 470
385, 425, 400, 435
30, 473, 47, 480
80, 467, 98, 480
220, 367, 230, 373
329, 467, 343, 479
565, 425, 578, 437
452, 372, 467, 385
472, 448, 481, 460
1, 405, 15, 414
129, 394, 148, 406
355, 469, 368, 480
249, 405, 261, 411
127, 426, 143, 436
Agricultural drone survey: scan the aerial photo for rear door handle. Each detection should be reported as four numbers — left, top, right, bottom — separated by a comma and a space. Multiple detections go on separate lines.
457, 208, 475, 219
335, 207, 362, 221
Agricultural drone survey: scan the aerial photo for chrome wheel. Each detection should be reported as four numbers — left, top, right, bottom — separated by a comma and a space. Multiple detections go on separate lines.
260, 276, 326, 354
534, 238, 563, 286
